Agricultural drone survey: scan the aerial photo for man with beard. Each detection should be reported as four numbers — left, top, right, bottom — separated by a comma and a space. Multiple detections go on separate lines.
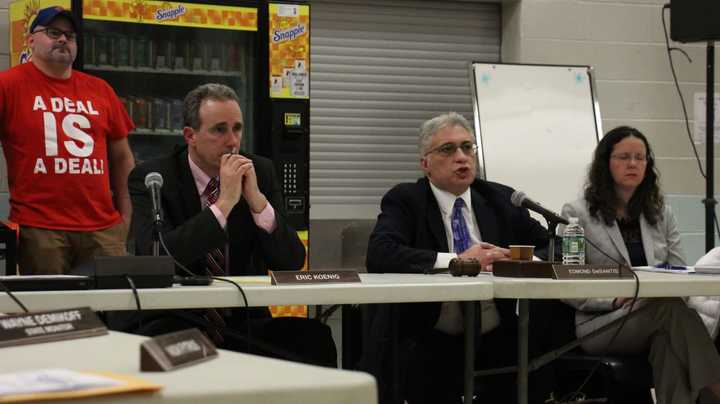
0, 6, 135, 274
365, 112, 552, 403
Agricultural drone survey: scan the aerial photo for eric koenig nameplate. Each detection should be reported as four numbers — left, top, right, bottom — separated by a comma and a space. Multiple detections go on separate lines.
270, 270, 361, 285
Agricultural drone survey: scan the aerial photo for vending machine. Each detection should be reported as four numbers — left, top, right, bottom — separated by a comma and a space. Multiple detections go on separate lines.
9, 0, 311, 316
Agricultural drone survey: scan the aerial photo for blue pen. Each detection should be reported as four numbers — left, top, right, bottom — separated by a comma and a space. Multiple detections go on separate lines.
655, 263, 687, 270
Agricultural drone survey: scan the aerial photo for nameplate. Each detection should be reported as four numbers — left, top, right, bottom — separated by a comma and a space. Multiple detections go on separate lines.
552, 264, 634, 280
270, 270, 361, 285
0, 307, 107, 348
493, 260, 555, 278
140, 328, 217, 372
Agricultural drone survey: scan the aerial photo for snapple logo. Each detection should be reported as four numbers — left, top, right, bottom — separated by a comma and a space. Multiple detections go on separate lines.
155, 4, 186, 21
272, 24, 307, 43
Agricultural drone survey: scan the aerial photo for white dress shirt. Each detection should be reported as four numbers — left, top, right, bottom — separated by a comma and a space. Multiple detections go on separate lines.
429, 182, 500, 335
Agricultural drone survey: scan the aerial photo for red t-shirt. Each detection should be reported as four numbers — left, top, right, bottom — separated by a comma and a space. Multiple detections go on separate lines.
0, 62, 134, 231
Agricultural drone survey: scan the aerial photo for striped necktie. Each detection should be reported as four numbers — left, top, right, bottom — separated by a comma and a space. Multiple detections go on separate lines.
204, 177, 226, 276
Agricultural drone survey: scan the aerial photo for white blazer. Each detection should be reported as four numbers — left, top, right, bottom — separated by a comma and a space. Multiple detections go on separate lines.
560, 198, 686, 330
689, 248, 720, 339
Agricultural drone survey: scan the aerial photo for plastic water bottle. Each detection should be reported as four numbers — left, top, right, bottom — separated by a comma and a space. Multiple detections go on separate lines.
562, 217, 585, 265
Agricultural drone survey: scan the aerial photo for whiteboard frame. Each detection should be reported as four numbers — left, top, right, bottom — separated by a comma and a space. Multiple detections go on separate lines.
468, 62, 604, 211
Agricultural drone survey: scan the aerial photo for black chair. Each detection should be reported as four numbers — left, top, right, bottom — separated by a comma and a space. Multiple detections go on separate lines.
554, 353, 653, 404
361, 300, 561, 404
542, 300, 654, 404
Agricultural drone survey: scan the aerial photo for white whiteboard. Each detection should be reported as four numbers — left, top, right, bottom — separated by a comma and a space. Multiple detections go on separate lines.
470, 63, 602, 214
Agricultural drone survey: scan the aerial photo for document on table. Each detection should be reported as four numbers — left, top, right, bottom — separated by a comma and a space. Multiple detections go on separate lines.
634, 266, 720, 275
0, 368, 161, 402
0, 368, 121, 395
633, 266, 695, 274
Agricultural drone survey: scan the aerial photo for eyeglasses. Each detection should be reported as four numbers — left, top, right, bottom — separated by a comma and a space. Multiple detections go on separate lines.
424, 141, 478, 157
611, 153, 647, 163
33, 27, 76, 42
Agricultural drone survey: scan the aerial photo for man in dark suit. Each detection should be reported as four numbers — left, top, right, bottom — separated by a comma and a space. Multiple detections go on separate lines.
124, 83, 335, 367
365, 112, 551, 403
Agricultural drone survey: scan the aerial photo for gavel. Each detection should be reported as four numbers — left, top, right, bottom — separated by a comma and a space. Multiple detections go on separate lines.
424, 258, 482, 277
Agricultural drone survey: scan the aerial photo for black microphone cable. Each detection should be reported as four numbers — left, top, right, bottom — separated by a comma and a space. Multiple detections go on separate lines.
660, 4, 720, 238
158, 232, 314, 362
167, 309, 311, 364
661, 5, 701, 178
124, 274, 143, 331
157, 231, 252, 353
207, 276, 251, 353
560, 235, 641, 403
0, 279, 29, 313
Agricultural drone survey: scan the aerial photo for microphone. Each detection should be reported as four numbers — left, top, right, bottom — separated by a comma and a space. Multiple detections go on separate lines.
510, 191, 569, 225
144, 172, 164, 225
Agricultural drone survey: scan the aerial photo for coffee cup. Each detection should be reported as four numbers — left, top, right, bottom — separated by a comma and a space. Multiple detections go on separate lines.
509, 245, 534, 261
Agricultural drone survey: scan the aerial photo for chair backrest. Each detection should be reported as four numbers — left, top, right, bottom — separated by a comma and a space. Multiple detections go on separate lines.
340, 220, 375, 270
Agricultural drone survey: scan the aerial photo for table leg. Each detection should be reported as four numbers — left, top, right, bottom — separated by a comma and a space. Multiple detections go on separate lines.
464, 301, 476, 403
341, 304, 351, 369
518, 299, 529, 404
392, 305, 400, 404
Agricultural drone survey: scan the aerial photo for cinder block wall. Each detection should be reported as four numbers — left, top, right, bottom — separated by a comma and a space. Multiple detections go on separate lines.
502, 0, 720, 263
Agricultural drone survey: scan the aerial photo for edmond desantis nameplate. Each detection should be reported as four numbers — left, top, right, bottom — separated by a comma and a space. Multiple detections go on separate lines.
552, 264, 634, 280
0, 307, 107, 348
270, 270, 361, 285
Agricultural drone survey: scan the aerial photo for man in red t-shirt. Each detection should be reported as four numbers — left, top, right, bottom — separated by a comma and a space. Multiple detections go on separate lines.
0, 6, 135, 274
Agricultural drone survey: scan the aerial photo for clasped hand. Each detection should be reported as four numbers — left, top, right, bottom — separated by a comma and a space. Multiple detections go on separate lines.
214, 153, 267, 217
458, 242, 510, 272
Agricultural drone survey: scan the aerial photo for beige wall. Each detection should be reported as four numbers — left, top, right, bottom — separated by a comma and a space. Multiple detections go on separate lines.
501, 0, 719, 262
502, 0, 720, 193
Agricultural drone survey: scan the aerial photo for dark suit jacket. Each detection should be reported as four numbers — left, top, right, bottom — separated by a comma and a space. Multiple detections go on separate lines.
129, 146, 305, 277
366, 177, 549, 338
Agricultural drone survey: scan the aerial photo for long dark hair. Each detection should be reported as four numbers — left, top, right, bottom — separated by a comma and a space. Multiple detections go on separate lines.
584, 126, 664, 226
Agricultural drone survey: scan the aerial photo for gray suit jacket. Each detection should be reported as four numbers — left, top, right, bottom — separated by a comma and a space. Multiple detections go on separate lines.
560, 198, 686, 315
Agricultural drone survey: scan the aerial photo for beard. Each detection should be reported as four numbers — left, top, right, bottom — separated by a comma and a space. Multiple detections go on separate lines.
41, 45, 76, 66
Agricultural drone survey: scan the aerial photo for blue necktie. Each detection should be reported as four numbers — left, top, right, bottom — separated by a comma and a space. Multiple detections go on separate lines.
452, 198, 471, 253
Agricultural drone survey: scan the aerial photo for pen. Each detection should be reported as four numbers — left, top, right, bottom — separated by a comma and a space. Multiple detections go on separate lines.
655, 263, 687, 270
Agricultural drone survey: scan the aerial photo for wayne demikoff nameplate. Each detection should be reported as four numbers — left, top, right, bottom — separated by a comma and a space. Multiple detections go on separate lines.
0, 307, 107, 347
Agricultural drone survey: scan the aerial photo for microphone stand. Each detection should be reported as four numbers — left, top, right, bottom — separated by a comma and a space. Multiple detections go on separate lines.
517, 216, 560, 404
546, 220, 560, 263
150, 188, 163, 257
152, 220, 161, 257
705, 41, 716, 252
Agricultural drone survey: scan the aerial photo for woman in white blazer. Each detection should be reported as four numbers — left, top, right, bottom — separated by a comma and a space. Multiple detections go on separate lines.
561, 126, 720, 404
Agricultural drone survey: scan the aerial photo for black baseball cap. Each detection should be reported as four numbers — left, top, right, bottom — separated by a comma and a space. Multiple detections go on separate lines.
29, 6, 77, 33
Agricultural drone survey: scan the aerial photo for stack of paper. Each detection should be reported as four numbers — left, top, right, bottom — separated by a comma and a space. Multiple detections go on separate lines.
0, 368, 161, 402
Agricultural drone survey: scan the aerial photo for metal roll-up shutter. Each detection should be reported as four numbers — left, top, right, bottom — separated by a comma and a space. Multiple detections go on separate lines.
310, 0, 501, 219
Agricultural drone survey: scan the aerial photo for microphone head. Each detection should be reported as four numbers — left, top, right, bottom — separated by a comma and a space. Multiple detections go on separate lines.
510, 190, 526, 208
144, 172, 164, 189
